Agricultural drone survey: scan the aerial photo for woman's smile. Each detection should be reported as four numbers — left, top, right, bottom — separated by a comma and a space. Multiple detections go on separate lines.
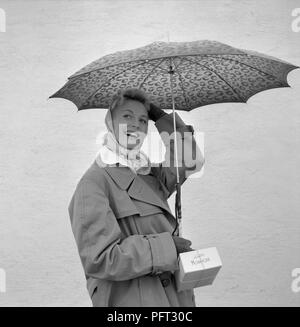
126, 131, 138, 138
125, 130, 144, 146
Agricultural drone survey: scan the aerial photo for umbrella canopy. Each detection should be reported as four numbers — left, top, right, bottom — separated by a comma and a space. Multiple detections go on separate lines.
49, 40, 298, 111
50, 40, 298, 236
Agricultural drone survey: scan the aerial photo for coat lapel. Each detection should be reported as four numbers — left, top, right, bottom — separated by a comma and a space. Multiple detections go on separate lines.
103, 165, 135, 190
103, 166, 173, 216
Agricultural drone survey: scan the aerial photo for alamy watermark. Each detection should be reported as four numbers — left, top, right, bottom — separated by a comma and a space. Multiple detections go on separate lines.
96, 125, 205, 179
291, 268, 300, 293
291, 8, 300, 32
0, 8, 6, 32
0, 268, 6, 293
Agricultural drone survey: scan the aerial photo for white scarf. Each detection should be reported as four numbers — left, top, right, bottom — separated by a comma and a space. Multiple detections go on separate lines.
95, 109, 151, 175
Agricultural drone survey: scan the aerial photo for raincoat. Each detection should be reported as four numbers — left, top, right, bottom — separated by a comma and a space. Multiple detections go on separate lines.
68, 112, 204, 307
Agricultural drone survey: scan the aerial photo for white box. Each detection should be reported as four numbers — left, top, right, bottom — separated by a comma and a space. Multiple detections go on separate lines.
174, 247, 222, 292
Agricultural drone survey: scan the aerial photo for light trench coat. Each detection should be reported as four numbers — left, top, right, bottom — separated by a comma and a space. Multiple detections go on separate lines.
68, 113, 204, 307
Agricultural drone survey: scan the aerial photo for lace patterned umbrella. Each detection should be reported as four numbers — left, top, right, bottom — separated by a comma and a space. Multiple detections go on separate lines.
49, 40, 298, 235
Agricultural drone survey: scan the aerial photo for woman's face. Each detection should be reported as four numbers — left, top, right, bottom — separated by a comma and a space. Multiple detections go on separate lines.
111, 99, 149, 149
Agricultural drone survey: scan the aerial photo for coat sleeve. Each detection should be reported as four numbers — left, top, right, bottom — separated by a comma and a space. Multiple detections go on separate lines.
152, 112, 205, 196
68, 177, 179, 281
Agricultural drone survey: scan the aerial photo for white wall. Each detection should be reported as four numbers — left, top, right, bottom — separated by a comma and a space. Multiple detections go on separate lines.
0, 0, 299, 306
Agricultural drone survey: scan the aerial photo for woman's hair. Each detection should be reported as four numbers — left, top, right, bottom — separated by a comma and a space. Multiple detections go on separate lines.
109, 88, 150, 112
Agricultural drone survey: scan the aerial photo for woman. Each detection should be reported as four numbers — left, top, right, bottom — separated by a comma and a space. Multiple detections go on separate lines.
68, 88, 205, 307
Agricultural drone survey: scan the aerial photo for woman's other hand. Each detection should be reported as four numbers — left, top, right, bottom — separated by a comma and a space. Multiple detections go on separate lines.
172, 236, 194, 255
148, 103, 166, 122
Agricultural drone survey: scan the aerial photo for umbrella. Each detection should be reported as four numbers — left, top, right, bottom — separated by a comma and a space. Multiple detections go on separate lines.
49, 40, 299, 235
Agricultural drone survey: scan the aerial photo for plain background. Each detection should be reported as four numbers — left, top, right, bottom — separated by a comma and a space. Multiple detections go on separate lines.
0, 0, 299, 306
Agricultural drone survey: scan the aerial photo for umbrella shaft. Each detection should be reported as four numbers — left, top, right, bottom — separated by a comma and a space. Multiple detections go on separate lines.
169, 60, 182, 237
169, 63, 180, 185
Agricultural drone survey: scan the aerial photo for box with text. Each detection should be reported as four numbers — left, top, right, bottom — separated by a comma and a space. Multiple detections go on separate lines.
174, 247, 222, 292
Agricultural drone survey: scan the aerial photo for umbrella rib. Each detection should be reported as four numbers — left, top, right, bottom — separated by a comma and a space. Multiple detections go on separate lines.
138, 58, 165, 89
80, 61, 152, 106
171, 58, 190, 108
183, 57, 246, 102
206, 55, 285, 82
145, 60, 172, 74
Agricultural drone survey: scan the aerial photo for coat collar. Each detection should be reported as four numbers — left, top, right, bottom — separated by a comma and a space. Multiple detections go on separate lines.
99, 163, 173, 216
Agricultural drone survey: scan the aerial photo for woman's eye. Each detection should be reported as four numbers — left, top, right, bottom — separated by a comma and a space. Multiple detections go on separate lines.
140, 119, 147, 124
124, 114, 131, 119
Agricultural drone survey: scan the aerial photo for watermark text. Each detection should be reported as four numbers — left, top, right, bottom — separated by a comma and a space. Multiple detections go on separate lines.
0, 8, 6, 32
291, 8, 300, 32
0, 268, 6, 293
96, 126, 205, 179
291, 268, 300, 293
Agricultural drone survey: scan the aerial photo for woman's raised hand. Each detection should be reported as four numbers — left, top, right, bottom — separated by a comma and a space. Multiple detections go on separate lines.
148, 103, 166, 122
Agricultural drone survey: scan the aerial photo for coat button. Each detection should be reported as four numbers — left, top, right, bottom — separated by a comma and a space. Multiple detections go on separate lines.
159, 272, 171, 287
161, 278, 170, 287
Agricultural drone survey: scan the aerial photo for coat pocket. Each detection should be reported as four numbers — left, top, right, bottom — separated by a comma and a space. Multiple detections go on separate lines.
91, 286, 97, 299
90, 280, 113, 307
131, 199, 165, 217
114, 200, 164, 219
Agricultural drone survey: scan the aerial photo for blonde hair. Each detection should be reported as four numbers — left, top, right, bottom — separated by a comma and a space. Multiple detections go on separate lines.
109, 88, 150, 112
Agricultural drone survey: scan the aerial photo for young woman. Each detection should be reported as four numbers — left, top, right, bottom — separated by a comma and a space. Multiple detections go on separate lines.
68, 88, 205, 307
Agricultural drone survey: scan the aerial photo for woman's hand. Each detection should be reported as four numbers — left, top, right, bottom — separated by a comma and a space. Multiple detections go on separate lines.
148, 103, 166, 122
172, 236, 194, 255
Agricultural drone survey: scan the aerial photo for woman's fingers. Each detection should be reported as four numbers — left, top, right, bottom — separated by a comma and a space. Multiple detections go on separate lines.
172, 236, 193, 254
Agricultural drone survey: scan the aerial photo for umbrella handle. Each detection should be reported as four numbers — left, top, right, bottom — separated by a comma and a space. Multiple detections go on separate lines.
176, 183, 182, 220
174, 183, 182, 236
